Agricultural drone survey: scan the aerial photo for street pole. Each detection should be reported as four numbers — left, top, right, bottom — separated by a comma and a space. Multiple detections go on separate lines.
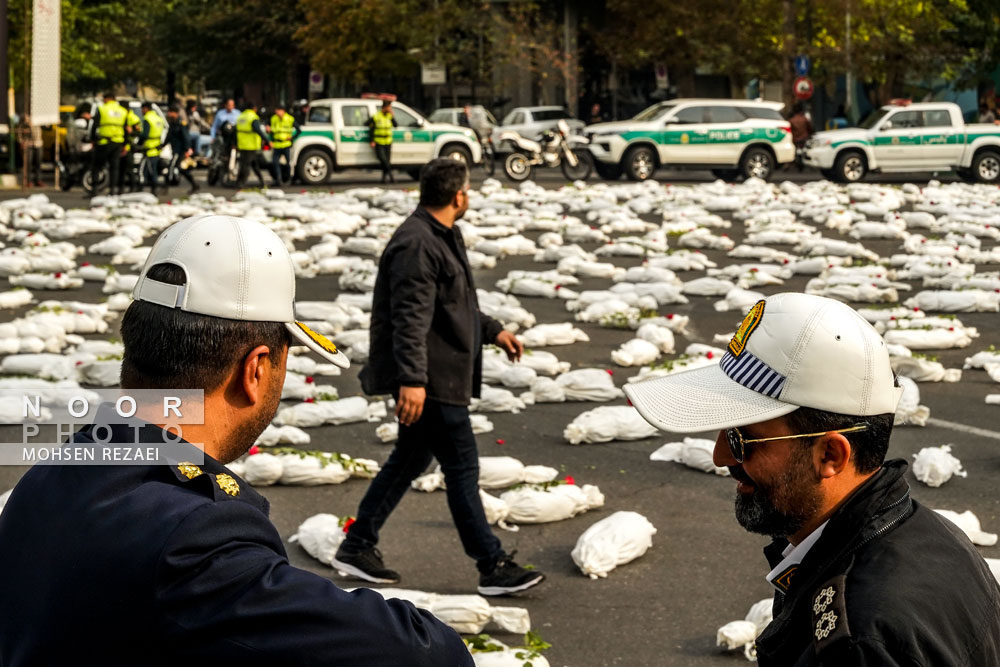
22, 0, 30, 191
0, 0, 8, 173
845, 0, 854, 122
433, 0, 441, 110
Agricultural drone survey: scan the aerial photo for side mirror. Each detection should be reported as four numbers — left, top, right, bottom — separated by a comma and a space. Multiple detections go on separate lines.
881, 121, 893, 131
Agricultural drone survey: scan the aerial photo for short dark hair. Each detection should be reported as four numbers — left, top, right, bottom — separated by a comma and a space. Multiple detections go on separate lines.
419, 158, 469, 207
120, 263, 291, 391
783, 408, 894, 474
141, 102, 151, 111
104, 92, 115, 100
245, 100, 256, 109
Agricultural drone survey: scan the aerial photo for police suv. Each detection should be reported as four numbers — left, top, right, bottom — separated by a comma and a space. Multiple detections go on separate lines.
290, 98, 481, 184
803, 101, 1000, 183
585, 99, 794, 181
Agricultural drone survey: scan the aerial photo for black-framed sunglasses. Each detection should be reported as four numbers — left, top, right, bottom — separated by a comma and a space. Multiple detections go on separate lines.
725, 423, 869, 464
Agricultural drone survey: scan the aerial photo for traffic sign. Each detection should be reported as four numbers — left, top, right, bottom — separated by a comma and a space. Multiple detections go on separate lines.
308, 71, 324, 94
794, 76, 814, 101
794, 55, 811, 76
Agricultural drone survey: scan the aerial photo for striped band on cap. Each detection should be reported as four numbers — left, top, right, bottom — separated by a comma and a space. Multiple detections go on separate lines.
720, 350, 786, 399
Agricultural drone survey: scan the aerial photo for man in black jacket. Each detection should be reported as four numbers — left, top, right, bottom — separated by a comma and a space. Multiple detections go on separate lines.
336, 158, 545, 597
165, 107, 199, 194
625, 293, 1000, 665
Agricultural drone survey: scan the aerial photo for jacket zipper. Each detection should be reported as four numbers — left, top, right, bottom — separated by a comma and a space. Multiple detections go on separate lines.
845, 489, 911, 556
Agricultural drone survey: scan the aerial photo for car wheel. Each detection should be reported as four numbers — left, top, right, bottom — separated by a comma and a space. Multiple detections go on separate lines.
834, 151, 867, 183
973, 150, 1000, 184
740, 147, 774, 180
442, 144, 472, 166
624, 145, 657, 181
296, 148, 333, 185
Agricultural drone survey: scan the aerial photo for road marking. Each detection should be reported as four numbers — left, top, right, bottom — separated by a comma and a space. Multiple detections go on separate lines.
926, 417, 1000, 442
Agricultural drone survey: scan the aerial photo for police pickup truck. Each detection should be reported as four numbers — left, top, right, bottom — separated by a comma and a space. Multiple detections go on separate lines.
803, 102, 1000, 183
290, 98, 482, 184
585, 99, 795, 182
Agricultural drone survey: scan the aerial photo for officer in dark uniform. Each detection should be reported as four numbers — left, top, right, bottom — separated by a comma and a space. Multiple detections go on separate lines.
626, 293, 1000, 666
0, 215, 474, 666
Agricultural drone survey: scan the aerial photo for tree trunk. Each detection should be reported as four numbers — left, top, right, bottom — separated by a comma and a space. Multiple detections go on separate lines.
781, 0, 796, 113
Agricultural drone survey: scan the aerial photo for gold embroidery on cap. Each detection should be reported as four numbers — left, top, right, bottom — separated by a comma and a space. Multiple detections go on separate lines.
294, 321, 340, 354
215, 473, 240, 497
729, 300, 766, 357
177, 463, 203, 480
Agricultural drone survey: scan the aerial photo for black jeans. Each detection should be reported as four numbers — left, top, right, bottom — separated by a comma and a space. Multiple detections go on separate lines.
92, 142, 122, 194
342, 399, 503, 573
374, 143, 393, 183
270, 146, 291, 184
236, 149, 265, 188
143, 155, 160, 191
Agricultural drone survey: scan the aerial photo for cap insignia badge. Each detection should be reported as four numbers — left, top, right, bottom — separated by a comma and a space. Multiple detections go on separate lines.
729, 300, 765, 357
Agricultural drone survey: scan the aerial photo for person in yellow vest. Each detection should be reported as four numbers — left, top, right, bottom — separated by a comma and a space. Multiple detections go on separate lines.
267, 103, 300, 186
235, 100, 269, 189
89, 92, 140, 195
138, 102, 166, 195
367, 99, 397, 184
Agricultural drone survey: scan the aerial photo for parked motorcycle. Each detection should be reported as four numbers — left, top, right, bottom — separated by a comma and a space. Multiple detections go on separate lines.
206, 121, 238, 187
497, 119, 592, 182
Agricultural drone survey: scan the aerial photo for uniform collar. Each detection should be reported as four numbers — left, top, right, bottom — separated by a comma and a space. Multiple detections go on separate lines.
765, 521, 828, 593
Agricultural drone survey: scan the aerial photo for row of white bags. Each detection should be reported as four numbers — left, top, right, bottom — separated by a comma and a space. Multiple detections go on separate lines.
230, 449, 379, 487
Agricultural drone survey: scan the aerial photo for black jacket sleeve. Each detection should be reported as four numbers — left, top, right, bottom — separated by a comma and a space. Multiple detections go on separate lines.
387, 241, 438, 387
480, 312, 503, 346
252, 119, 269, 143
154, 501, 473, 665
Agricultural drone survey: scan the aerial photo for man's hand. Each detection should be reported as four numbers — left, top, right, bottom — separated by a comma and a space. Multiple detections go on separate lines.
495, 330, 523, 362
396, 385, 426, 426
370, 142, 376, 148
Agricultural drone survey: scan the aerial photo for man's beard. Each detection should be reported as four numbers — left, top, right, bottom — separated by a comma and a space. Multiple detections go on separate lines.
731, 447, 823, 539
218, 375, 283, 464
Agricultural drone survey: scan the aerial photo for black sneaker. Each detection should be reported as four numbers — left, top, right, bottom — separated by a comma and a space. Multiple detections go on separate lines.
477, 551, 545, 596
331, 546, 401, 584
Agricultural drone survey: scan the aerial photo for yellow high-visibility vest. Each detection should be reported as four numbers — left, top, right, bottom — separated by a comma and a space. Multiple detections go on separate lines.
270, 113, 296, 149
236, 109, 262, 151
143, 111, 165, 157
95, 101, 129, 144
372, 110, 394, 145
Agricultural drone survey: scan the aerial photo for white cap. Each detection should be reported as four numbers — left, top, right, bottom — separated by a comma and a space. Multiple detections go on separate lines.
132, 214, 350, 368
624, 293, 901, 434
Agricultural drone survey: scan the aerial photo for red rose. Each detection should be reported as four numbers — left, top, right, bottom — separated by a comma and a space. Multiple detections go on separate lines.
248, 445, 260, 456
305, 376, 314, 384
304, 397, 315, 403
342, 517, 356, 533
495, 439, 505, 445
564, 475, 576, 485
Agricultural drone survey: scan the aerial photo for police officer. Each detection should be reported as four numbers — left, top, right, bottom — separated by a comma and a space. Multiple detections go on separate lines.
138, 102, 166, 195
89, 92, 140, 195
0, 215, 476, 666
625, 293, 1000, 665
368, 99, 396, 184
235, 100, 269, 189
268, 103, 299, 186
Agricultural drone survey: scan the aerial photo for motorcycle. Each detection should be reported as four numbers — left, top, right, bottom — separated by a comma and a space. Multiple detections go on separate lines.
206, 121, 238, 187
497, 119, 592, 182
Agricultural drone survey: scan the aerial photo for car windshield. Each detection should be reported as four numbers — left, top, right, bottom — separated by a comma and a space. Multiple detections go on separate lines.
428, 110, 451, 123
858, 108, 892, 129
532, 109, 570, 121
633, 103, 675, 122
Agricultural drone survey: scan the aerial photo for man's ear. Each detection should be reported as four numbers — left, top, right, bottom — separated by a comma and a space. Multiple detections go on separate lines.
239, 345, 272, 405
813, 432, 852, 479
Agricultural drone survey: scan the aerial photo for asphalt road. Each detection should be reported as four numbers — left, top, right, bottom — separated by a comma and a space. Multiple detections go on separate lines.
0, 169, 996, 666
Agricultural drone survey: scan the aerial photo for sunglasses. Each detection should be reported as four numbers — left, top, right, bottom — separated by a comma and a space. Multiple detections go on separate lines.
725, 423, 870, 464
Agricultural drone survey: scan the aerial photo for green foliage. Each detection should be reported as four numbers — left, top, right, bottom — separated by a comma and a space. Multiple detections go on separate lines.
267, 446, 371, 473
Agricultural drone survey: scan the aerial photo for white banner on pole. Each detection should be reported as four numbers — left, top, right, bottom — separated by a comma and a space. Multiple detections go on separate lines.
31, 0, 61, 126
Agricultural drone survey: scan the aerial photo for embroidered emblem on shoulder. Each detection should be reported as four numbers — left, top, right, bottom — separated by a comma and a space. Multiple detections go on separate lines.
811, 574, 851, 652
215, 473, 240, 497
177, 463, 203, 480
815, 610, 838, 640
729, 300, 765, 357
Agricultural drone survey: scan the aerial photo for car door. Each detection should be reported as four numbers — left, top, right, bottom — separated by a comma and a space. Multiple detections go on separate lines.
872, 109, 922, 168
390, 104, 433, 164
702, 105, 748, 163
661, 105, 707, 164
919, 108, 963, 165
336, 103, 374, 166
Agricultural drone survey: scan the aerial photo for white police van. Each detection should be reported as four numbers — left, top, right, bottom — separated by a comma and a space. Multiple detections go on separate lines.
291, 98, 482, 184
585, 99, 795, 181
